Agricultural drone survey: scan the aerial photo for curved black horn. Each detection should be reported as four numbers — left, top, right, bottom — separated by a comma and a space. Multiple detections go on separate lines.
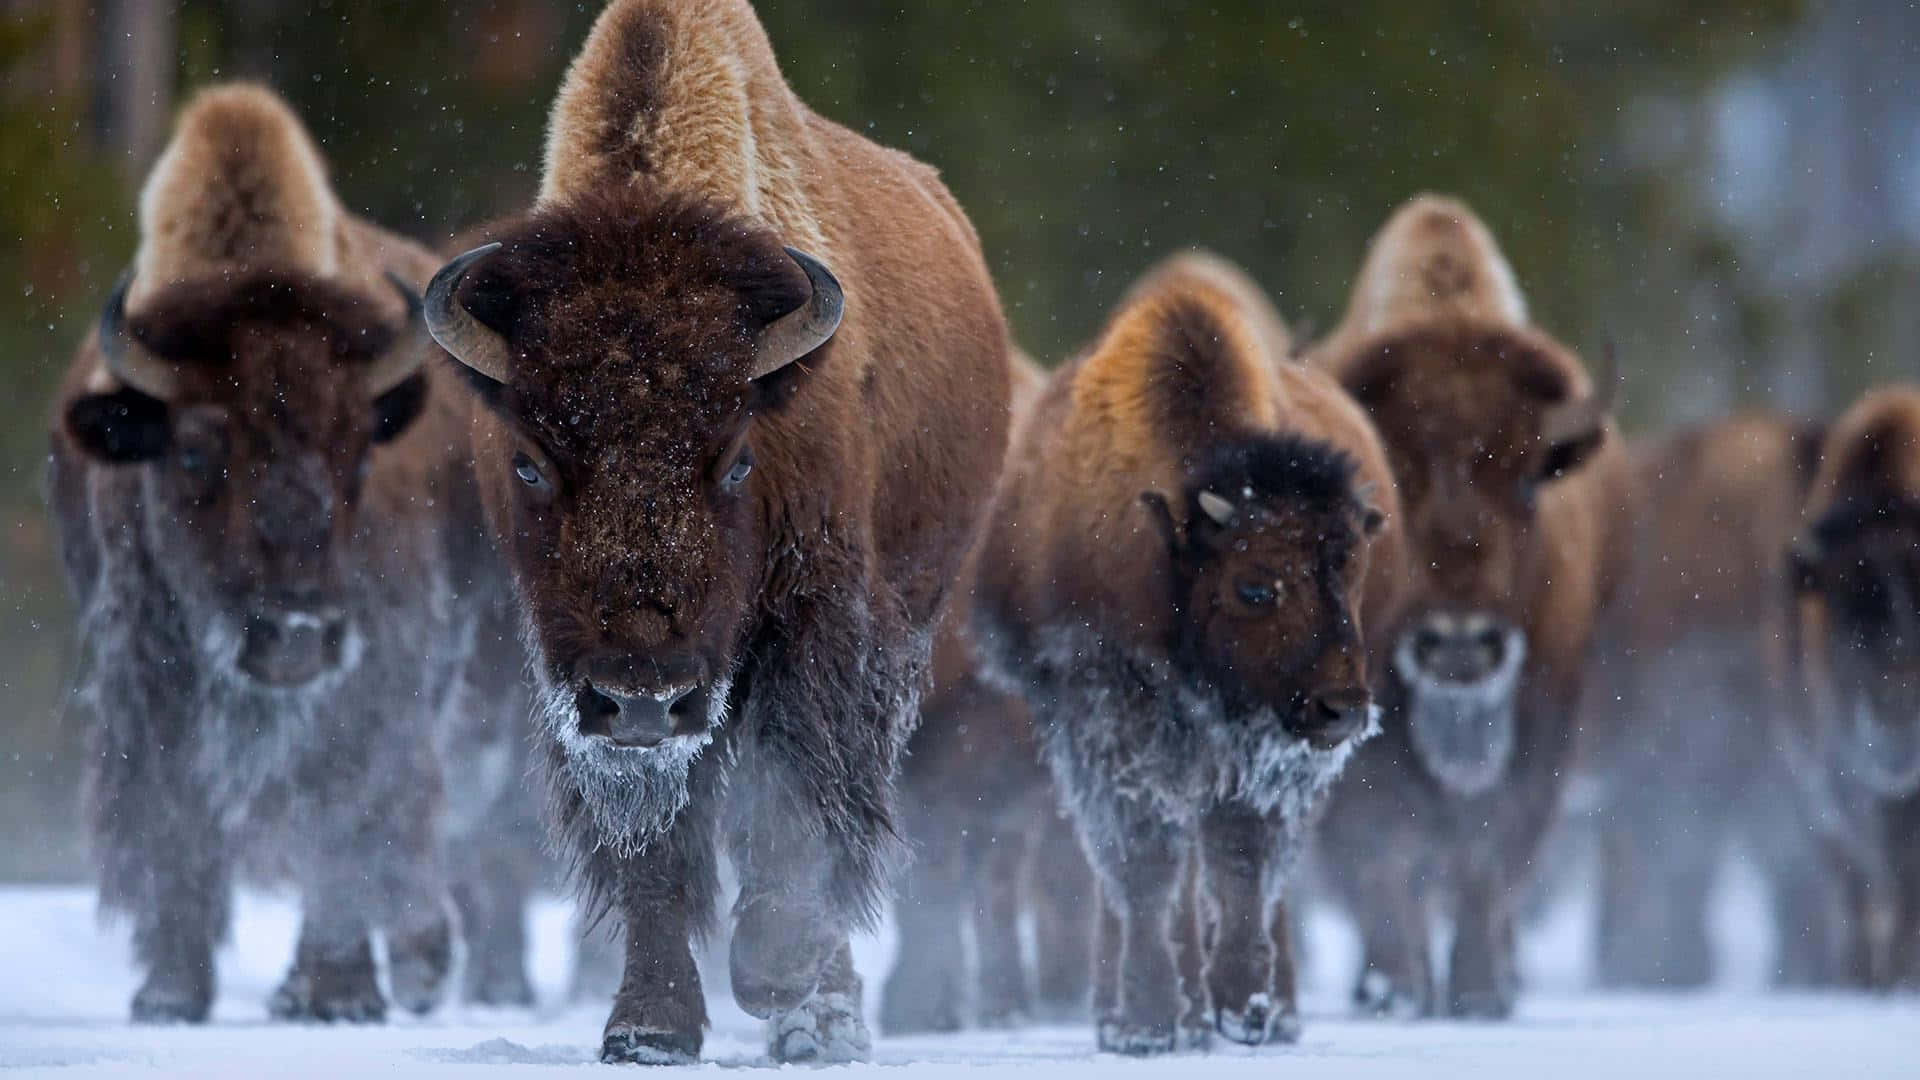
424, 242, 511, 384
750, 247, 844, 380
98, 270, 181, 400
363, 271, 428, 396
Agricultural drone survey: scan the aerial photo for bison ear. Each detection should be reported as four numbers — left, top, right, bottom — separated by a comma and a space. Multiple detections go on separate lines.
1539, 426, 1607, 483
371, 371, 429, 444
65, 388, 170, 463
1139, 491, 1184, 555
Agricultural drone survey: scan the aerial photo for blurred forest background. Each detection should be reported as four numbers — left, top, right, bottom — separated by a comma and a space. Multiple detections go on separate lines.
2, 0, 1916, 879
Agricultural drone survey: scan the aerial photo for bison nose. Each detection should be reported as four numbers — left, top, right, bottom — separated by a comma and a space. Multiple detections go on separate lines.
237, 607, 348, 687
1401, 613, 1519, 686
1289, 686, 1373, 750
575, 682, 705, 748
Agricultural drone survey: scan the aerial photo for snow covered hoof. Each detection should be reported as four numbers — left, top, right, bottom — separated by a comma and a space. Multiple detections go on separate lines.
387, 920, 454, 1016
601, 1022, 701, 1065
1354, 969, 1427, 1019
878, 984, 963, 1036
464, 963, 536, 1009
130, 976, 212, 1025
268, 968, 386, 1024
1214, 992, 1276, 1046
1448, 987, 1515, 1020
1096, 1015, 1178, 1056
768, 990, 871, 1064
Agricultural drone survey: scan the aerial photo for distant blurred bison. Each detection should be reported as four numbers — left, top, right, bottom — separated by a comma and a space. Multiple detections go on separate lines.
1313, 196, 1630, 1019
420, 0, 1010, 1063
1582, 412, 1824, 988
880, 354, 1095, 1035
47, 85, 523, 1023
1783, 386, 1920, 989
973, 252, 1404, 1053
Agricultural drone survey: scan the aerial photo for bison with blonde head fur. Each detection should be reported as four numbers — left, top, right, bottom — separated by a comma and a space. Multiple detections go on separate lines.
421, 0, 1011, 1064
1312, 195, 1630, 1019
1784, 386, 1920, 988
972, 252, 1405, 1053
48, 84, 542, 1023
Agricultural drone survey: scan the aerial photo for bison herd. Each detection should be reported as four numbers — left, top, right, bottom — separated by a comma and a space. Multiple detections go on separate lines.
42, 0, 1920, 1065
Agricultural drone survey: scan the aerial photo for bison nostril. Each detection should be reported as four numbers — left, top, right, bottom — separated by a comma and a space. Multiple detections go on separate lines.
1315, 696, 1343, 723
575, 684, 620, 737
667, 689, 698, 724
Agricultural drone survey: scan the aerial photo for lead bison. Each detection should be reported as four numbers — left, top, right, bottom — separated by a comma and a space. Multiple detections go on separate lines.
47, 84, 538, 1022
1783, 385, 1920, 989
419, 0, 1011, 1063
972, 252, 1406, 1053
1583, 412, 1825, 988
1312, 195, 1630, 1019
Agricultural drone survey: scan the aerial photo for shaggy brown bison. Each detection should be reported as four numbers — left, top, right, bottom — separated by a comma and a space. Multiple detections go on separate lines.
1783, 385, 1920, 989
47, 84, 538, 1022
880, 353, 1096, 1034
1313, 195, 1630, 1019
420, 0, 1011, 1063
1581, 412, 1824, 988
972, 252, 1405, 1053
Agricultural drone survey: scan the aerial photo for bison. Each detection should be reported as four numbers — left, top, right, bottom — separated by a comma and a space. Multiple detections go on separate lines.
971, 251, 1405, 1053
1312, 195, 1630, 1019
1581, 412, 1825, 988
880, 353, 1096, 1034
47, 84, 539, 1022
1783, 385, 1920, 989
418, 0, 1012, 1064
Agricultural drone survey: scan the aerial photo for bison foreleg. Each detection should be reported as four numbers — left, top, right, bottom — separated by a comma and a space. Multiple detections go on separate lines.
1447, 868, 1519, 1019
878, 790, 969, 1035
1029, 811, 1095, 1021
1198, 802, 1282, 1045
121, 835, 228, 1024
1083, 801, 1188, 1055
268, 917, 385, 1023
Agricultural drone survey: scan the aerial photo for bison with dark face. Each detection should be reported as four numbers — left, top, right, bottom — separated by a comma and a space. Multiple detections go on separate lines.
972, 253, 1404, 1054
46, 84, 517, 1024
1312, 195, 1630, 1019
422, 0, 1011, 1064
1784, 385, 1920, 988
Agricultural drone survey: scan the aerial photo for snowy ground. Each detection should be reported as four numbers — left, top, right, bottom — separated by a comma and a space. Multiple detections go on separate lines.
0, 859, 1913, 1077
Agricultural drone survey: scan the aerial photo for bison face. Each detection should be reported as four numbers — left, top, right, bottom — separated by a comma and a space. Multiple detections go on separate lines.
1341, 324, 1614, 796
63, 273, 428, 689
425, 196, 842, 792
1793, 501, 1920, 797
1141, 438, 1383, 750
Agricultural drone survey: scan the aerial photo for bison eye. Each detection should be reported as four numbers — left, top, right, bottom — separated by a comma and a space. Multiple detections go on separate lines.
723, 449, 755, 490
1236, 580, 1277, 608
512, 452, 546, 490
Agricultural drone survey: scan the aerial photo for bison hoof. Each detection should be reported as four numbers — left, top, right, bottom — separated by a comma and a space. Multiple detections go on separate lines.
877, 971, 963, 1035
1448, 988, 1515, 1020
1214, 992, 1274, 1046
769, 990, 870, 1064
1096, 1015, 1178, 1056
268, 969, 386, 1024
387, 924, 453, 1016
131, 978, 212, 1025
1354, 969, 1426, 1019
465, 966, 537, 1009
601, 1022, 701, 1065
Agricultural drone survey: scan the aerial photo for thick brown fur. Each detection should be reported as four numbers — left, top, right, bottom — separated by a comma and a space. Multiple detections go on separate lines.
972, 254, 1403, 1053
1784, 387, 1920, 989
1313, 195, 1631, 1019
448, 0, 1011, 1063
1580, 412, 1826, 988
48, 84, 539, 1022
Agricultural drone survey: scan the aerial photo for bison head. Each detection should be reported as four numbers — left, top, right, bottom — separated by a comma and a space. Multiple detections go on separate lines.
63, 271, 429, 688
424, 194, 841, 798
1140, 436, 1385, 749
1340, 323, 1615, 795
1792, 497, 1920, 797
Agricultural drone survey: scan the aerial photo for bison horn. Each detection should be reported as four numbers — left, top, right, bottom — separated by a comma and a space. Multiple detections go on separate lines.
750, 247, 844, 381
1539, 338, 1622, 449
1197, 490, 1236, 526
363, 271, 429, 396
97, 270, 182, 401
424, 242, 512, 384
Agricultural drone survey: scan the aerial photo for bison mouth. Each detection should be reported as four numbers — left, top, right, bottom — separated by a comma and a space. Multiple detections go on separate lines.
1393, 616, 1527, 797
226, 606, 358, 690
1845, 696, 1920, 798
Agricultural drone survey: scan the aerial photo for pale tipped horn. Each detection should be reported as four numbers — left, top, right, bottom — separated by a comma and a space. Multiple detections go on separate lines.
750, 247, 844, 380
97, 270, 182, 401
1197, 490, 1235, 526
363, 271, 428, 396
424, 242, 512, 384
1540, 338, 1621, 449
